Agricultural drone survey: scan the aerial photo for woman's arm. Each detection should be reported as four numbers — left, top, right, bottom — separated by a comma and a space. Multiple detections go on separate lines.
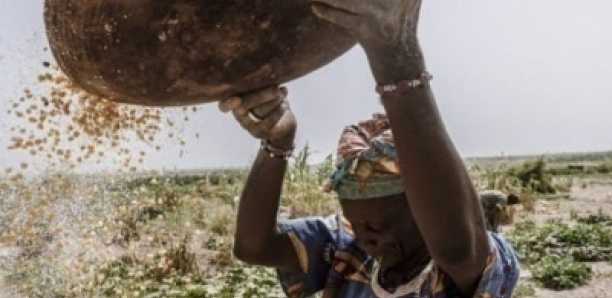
220, 87, 302, 272
376, 64, 489, 294
309, 0, 489, 294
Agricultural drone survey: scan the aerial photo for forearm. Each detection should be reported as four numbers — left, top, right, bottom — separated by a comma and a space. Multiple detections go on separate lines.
234, 146, 301, 271
385, 87, 486, 257
362, 34, 426, 84
234, 148, 287, 256
366, 44, 488, 263
221, 86, 300, 270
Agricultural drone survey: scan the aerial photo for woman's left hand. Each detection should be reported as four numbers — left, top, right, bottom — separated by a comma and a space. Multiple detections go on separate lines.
308, 0, 422, 50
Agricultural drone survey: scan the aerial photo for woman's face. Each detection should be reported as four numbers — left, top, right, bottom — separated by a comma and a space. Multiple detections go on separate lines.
340, 193, 428, 280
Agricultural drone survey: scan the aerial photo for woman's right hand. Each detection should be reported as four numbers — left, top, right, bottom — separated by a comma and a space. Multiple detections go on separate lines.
219, 86, 296, 150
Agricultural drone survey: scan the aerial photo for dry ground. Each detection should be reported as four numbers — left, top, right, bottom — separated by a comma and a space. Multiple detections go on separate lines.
0, 176, 610, 297
516, 178, 612, 298
0, 245, 20, 298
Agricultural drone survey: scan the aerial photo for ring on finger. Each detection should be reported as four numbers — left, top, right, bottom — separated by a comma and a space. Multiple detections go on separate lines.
247, 110, 263, 123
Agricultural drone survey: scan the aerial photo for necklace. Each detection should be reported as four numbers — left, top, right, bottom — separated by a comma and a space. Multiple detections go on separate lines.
371, 259, 434, 298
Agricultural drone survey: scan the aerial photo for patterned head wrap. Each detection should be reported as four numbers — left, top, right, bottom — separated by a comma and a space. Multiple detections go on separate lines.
324, 113, 404, 200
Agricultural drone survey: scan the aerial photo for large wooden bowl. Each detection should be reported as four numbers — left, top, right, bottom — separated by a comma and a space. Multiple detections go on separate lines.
44, 0, 355, 106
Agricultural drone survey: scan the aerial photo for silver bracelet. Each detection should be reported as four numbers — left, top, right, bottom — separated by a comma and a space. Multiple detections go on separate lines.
260, 140, 294, 160
375, 71, 433, 95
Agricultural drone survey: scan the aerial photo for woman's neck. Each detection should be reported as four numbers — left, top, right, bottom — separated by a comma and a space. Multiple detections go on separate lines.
378, 239, 431, 290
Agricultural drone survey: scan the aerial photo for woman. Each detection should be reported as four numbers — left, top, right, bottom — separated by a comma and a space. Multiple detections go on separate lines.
219, 0, 519, 297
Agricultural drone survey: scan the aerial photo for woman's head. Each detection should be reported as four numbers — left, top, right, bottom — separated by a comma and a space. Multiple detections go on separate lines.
325, 114, 414, 249
339, 192, 429, 289
339, 193, 420, 257
325, 114, 429, 285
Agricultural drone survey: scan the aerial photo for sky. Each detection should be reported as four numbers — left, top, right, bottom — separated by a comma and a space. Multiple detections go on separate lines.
1, 0, 611, 173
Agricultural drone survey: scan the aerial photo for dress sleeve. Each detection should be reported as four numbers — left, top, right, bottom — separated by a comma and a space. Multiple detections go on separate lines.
276, 216, 338, 298
473, 232, 521, 298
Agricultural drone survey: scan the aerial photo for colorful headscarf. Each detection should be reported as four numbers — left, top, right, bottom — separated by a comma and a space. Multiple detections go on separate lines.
324, 113, 405, 200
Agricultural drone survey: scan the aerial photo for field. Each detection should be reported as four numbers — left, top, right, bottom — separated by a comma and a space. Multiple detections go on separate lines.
0, 149, 611, 298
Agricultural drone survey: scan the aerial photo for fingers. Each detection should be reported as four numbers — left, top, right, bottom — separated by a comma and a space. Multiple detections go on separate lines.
219, 86, 285, 116
236, 100, 292, 141
414, 0, 423, 24
248, 101, 289, 139
235, 86, 285, 116
235, 95, 284, 130
309, 0, 424, 43
219, 86, 285, 127
406, 0, 423, 30
249, 93, 283, 119
309, 0, 360, 14
310, 2, 360, 30
218, 96, 241, 113
221, 86, 293, 141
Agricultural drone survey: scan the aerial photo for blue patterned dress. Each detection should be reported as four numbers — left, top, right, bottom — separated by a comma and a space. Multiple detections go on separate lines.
277, 215, 520, 298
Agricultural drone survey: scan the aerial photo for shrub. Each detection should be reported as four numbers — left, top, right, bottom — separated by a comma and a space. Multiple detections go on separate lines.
512, 281, 535, 298
531, 255, 592, 290
509, 157, 557, 194
509, 220, 612, 263
577, 209, 612, 225
509, 214, 612, 290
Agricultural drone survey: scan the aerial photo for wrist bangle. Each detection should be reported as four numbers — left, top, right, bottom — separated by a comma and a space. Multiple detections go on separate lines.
260, 140, 294, 160
375, 71, 433, 96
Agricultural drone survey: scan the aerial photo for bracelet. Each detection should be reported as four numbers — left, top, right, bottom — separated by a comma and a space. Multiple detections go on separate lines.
375, 71, 433, 96
260, 140, 294, 160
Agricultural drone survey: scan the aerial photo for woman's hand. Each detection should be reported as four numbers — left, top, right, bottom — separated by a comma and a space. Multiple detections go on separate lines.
309, 0, 422, 52
308, 0, 425, 83
219, 86, 296, 150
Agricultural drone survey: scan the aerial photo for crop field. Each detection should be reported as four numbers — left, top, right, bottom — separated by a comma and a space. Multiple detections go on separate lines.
0, 149, 611, 298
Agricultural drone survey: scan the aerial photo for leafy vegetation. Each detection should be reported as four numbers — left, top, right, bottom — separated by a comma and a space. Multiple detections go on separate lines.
530, 255, 593, 290
508, 157, 557, 194
512, 281, 536, 298
1, 152, 611, 296
509, 219, 612, 264
508, 214, 611, 290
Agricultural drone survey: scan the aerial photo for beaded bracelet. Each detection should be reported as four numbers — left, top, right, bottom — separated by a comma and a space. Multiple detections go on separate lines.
375, 71, 433, 96
260, 140, 294, 160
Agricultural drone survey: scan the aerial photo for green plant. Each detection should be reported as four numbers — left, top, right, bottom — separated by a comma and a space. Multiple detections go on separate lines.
315, 153, 335, 184
208, 263, 284, 298
508, 214, 611, 290
512, 281, 535, 298
531, 255, 592, 290
282, 147, 339, 218
577, 209, 612, 225
5, 152, 610, 297
291, 143, 312, 182
509, 220, 612, 263
509, 157, 557, 194
518, 187, 538, 212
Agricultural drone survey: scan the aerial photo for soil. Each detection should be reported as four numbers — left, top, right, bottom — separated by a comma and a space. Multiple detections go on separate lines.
0, 177, 610, 297
0, 245, 20, 298
515, 177, 612, 298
